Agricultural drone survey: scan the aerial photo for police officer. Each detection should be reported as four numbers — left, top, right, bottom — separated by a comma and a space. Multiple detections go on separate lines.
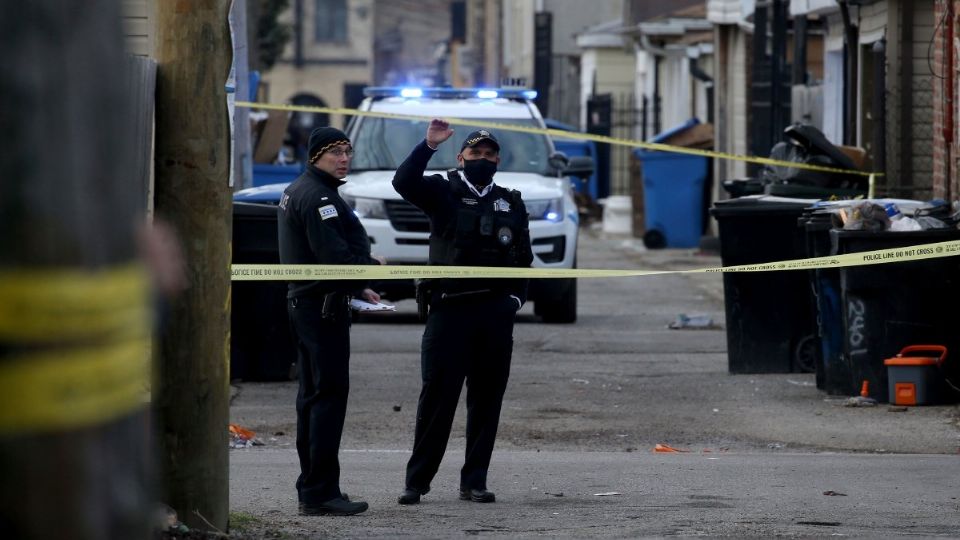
393, 120, 533, 505
278, 127, 381, 516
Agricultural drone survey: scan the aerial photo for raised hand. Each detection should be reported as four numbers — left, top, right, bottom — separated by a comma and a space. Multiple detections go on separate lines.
426, 118, 454, 149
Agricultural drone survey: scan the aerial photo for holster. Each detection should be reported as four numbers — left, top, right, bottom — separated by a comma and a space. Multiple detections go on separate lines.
415, 279, 432, 322
321, 292, 349, 320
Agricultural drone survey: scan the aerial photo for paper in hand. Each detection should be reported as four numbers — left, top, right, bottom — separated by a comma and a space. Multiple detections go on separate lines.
350, 298, 396, 312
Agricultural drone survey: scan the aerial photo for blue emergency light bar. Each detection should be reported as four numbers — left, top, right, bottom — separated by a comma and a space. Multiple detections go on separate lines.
363, 86, 538, 101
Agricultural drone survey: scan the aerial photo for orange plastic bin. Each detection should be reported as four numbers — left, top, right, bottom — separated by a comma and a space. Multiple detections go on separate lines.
884, 345, 949, 406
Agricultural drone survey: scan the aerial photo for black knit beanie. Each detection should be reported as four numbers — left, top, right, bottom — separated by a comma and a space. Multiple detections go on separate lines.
307, 127, 351, 163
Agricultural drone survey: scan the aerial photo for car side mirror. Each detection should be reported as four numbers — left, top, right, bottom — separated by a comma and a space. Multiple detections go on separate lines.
563, 156, 594, 180
548, 151, 569, 173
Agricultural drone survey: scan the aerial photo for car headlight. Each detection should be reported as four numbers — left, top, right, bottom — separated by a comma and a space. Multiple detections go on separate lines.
344, 196, 388, 219
526, 198, 563, 222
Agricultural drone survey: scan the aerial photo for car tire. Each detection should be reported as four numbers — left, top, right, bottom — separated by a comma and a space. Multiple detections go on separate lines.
793, 334, 819, 373
536, 278, 577, 323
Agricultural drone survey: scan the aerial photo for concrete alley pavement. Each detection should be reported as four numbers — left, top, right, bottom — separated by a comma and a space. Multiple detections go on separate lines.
231, 449, 959, 538
228, 227, 960, 537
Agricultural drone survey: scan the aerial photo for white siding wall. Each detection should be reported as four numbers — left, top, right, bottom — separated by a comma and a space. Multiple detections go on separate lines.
580, 49, 598, 130
502, 1, 535, 82
715, 26, 748, 184
659, 54, 692, 131
634, 50, 650, 138
694, 53, 714, 124
858, 1, 887, 37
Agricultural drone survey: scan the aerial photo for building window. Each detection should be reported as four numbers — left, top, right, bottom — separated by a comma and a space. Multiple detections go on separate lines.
314, 0, 348, 43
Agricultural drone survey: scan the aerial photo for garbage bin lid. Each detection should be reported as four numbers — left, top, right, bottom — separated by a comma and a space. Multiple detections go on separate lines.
234, 201, 281, 217
812, 198, 928, 212
710, 195, 817, 217
884, 345, 947, 367
234, 182, 288, 204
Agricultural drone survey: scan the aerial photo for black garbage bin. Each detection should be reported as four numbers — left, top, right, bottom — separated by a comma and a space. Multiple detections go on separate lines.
231, 201, 296, 381
831, 228, 960, 402
799, 209, 850, 395
710, 196, 819, 373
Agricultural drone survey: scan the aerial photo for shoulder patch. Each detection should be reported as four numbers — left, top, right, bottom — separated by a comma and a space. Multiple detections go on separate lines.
318, 204, 338, 220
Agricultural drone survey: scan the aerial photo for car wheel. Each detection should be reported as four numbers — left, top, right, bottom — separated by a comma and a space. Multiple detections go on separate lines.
537, 278, 577, 323
794, 334, 819, 373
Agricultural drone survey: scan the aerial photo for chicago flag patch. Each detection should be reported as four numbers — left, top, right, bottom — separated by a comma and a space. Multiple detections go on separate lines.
319, 204, 338, 220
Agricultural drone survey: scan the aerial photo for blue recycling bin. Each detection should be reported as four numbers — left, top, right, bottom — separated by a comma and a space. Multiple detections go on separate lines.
800, 208, 848, 394
252, 163, 302, 187
634, 119, 708, 248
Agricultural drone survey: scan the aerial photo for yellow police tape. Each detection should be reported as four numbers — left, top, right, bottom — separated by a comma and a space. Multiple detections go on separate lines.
232, 239, 960, 281
0, 339, 151, 434
0, 264, 152, 434
0, 264, 152, 342
236, 100, 882, 180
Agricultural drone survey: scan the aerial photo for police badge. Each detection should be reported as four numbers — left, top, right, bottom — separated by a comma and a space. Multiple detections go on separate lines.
493, 198, 511, 212
497, 226, 513, 245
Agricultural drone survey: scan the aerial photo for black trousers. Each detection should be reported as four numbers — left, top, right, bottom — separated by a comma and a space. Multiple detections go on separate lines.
288, 295, 351, 505
405, 294, 516, 493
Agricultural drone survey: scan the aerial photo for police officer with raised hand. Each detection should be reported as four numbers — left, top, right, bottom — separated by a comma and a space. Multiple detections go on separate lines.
393, 119, 534, 505
278, 127, 382, 516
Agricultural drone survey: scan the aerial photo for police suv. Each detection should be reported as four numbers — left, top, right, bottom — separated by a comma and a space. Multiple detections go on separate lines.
238, 86, 592, 323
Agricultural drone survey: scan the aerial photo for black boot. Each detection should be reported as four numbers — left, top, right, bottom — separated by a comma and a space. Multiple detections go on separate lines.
299, 496, 369, 516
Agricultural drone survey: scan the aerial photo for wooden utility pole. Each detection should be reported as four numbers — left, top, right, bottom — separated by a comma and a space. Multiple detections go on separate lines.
0, 1, 153, 538
154, 0, 233, 532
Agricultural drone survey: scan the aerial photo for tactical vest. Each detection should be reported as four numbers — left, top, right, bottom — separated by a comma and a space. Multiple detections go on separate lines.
429, 170, 527, 268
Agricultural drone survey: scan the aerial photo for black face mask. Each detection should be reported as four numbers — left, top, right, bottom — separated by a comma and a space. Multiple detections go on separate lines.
462, 158, 497, 187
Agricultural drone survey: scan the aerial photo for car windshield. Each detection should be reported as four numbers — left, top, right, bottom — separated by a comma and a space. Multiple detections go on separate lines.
350, 116, 552, 173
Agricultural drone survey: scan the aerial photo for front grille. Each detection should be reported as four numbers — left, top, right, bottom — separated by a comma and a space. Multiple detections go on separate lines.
385, 200, 430, 232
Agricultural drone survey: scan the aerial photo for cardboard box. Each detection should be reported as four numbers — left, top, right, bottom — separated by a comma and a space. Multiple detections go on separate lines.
837, 145, 867, 170
659, 122, 714, 150
253, 109, 290, 164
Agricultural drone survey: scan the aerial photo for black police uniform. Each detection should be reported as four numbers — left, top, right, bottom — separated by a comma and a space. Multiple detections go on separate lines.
392, 139, 534, 496
278, 164, 378, 506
